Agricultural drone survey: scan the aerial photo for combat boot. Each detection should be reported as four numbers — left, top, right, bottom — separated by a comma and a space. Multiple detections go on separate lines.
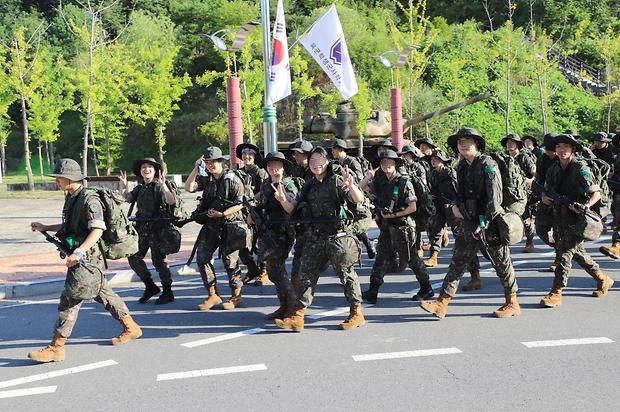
197, 285, 222, 311
254, 268, 270, 286
441, 230, 450, 247
267, 293, 296, 320
412, 282, 434, 301
540, 288, 563, 308
592, 270, 614, 297
111, 315, 142, 345
599, 242, 620, 260
361, 282, 380, 304
138, 279, 161, 304
28, 334, 67, 363
462, 270, 483, 291
523, 238, 535, 253
339, 303, 366, 330
275, 307, 306, 332
222, 288, 242, 310
424, 251, 438, 267
419, 292, 451, 320
421, 242, 431, 251
493, 292, 521, 318
155, 285, 174, 305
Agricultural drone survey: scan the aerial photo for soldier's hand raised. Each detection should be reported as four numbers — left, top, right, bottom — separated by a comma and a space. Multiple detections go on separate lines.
272, 182, 286, 203
118, 170, 128, 189
342, 165, 354, 188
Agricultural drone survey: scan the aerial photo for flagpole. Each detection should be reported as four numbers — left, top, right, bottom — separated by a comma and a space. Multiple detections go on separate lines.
261, 0, 278, 154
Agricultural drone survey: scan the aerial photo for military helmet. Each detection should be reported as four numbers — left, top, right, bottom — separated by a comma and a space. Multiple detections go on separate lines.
203, 146, 230, 161
132, 157, 162, 179
236, 143, 262, 161
47, 158, 86, 181
447, 127, 486, 154
501, 133, 523, 149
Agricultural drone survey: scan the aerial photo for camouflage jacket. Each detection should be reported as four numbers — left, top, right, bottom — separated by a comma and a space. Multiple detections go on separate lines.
515, 149, 537, 179
536, 153, 557, 185
243, 164, 269, 196
61, 186, 107, 250
430, 166, 457, 206
338, 155, 364, 182
197, 170, 245, 224
369, 170, 417, 226
455, 153, 504, 225
259, 176, 299, 233
544, 157, 600, 208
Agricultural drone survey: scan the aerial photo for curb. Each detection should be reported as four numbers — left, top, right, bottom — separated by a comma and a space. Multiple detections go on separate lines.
0, 259, 225, 301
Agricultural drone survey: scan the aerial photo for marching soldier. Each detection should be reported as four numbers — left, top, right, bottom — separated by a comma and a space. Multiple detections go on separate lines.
420, 128, 521, 319
523, 135, 545, 160
275, 146, 366, 332
119, 157, 178, 304
360, 150, 433, 303
29, 159, 142, 363
599, 133, 620, 259
540, 134, 614, 307
591, 132, 615, 169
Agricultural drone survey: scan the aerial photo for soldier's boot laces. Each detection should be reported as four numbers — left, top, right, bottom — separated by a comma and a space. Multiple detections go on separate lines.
493, 292, 521, 318
523, 238, 535, 253
267, 293, 295, 320
540, 288, 563, 308
339, 304, 366, 330
412, 282, 434, 301
424, 251, 439, 267
592, 270, 614, 298
222, 288, 243, 310
28, 334, 67, 363
462, 270, 483, 291
361, 283, 380, 304
111, 315, 142, 345
599, 242, 620, 260
419, 293, 451, 320
155, 285, 174, 305
441, 230, 450, 248
138, 281, 161, 304
198, 285, 223, 311
275, 308, 306, 332
254, 268, 270, 286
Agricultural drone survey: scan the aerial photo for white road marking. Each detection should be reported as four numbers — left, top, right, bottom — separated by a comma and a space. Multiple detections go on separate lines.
156, 363, 267, 381
353, 347, 463, 362
0, 386, 57, 399
0, 360, 117, 389
307, 303, 374, 320
540, 251, 556, 257
522, 337, 614, 348
181, 328, 266, 348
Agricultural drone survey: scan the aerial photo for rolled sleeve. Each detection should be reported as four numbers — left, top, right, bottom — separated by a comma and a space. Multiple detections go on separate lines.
86, 196, 107, 231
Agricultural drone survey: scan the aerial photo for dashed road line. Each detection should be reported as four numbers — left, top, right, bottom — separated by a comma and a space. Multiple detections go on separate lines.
0, 360, 118, 389
156, 363, 267, 381
522, 337, 614, 348
353, 347, 463, 362
0, 386, 57, 399
307, 303, 374, 320
181, 328, 266, 348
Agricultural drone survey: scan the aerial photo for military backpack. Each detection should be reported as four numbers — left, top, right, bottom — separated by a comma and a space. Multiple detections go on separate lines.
490, 152, 527, 216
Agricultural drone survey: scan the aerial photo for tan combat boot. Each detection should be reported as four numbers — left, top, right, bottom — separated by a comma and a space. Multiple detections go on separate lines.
254, 268, 271, 286
419, 293, 452, 320
523, 239, 534, 253
424, 251, 439, 267
111, 315, 142, 345
540, 288, 563, 308
28, 334, 67, 363
493, 292, 521, 318
197, 285, 223, 311
222, 288, 242, 310
339, 303, 366, 330
441, 230, 450, 247
462, 270, 483, 291
592, 270, 614, 297
422, 242, 431, 251
267, 293, 296, 320
275, 307, 306, 332
599, 242, 620, 260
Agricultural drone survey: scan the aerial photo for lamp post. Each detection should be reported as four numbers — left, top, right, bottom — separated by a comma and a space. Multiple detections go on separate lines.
260, 0, 278, 154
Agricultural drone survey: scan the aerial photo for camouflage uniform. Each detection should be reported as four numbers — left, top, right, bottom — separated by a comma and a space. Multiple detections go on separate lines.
514, 149, 537, 244
293, 170, 362, 308
366, 168, 431, 299
56, 186, 130, 337
535, 152, 558, 246
239, 164, 268, 280
195, 171, 251, 291
126, 182, 174, 289
545, 157, 602, 288
290, 164, 312, 280
440, 153, 518, 297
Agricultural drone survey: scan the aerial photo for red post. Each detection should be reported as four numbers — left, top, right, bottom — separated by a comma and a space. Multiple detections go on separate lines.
226, 77, 244, 169
391, 87, 404, 152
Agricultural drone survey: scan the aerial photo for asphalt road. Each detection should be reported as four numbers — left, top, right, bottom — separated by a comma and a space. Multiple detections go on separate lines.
1, 236, 619, 411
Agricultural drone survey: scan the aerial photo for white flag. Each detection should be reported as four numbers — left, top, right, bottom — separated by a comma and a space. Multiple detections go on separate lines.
267, 0, 291, 105
299, 4, 358, 100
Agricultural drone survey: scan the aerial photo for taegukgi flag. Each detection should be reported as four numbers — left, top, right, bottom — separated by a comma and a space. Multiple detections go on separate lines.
299, 4, 358, 100
267, 0, 291, 105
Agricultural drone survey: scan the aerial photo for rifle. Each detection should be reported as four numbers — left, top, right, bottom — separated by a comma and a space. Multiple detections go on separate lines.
40, 231, 96, 274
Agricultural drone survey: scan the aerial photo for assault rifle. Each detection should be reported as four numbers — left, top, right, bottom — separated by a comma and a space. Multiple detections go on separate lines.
40, 231, 95, 273
530, 181, 573, 206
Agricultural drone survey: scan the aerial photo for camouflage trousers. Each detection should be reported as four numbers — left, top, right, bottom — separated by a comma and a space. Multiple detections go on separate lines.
370, 223, 429, 286
523, 201, 536, 241
295, 231, 362, 308
612, 193, 620, 243
291, 228, 310, 278
535, 203, 555, 247
551, 224, 600, 289
440, 223, 518, 297
55, 253, 129, 338
128, 233, 172, 287
195, 224, 243, 291
427, 209, 480, 272
260, 230, 295, 300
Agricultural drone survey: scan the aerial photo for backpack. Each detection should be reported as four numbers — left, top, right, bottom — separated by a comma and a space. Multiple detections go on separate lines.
163, 180, 187, 220
79, 187, 139, 260
581, 157, 612, 217
230, 168, 256, 205
490, 152, 527, 216
407, 174, 436, 229
355, 155, 371, 176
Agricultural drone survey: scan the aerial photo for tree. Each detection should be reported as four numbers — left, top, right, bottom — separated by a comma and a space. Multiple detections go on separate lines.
0, 44, 14, 182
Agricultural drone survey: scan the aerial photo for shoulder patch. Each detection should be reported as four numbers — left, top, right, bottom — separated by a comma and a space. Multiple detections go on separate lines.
579, 168, 590, 177
485, 165, 496, 173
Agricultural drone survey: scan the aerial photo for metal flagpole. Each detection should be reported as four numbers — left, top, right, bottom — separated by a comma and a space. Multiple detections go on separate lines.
261, 0, 278, 154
